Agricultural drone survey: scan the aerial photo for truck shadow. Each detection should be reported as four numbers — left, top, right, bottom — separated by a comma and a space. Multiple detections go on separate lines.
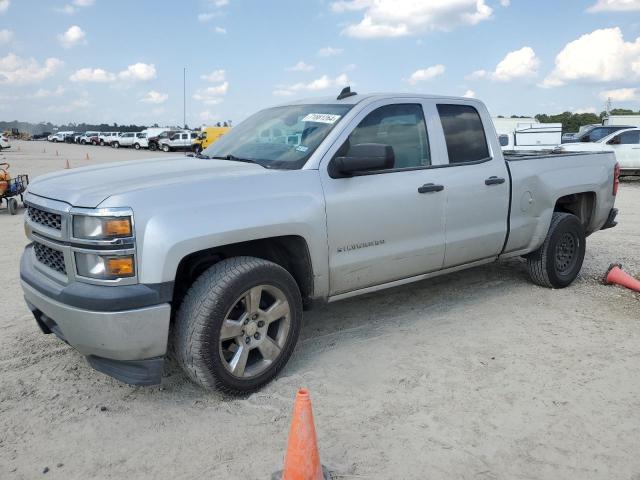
158, 256, 533, 399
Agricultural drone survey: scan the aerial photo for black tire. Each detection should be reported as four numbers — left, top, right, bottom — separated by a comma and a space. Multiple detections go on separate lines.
113, 142, 120, 149
100, 140, 105, 146
527, 212, 585, 288
149, 143, 157, 151
162, 144, 170, 152
134, 143, 140, 150
8, 198, 18, 215
174, 256, 302, 394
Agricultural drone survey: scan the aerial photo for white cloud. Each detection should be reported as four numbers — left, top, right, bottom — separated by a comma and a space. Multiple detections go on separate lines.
118, 63, 156, 81
542, 28, 640, 87
318, 46, 343, 57
287, 61, 314, 72
69, 67, 115, 82
56, 0, 94, 14
492, 46, 539, 81
0, 54, 62, 85
574, 106, 597, 114
193, 82, 229, 104
198, 12, 215, 22
468, 47, 540, 82
57, 25, 86, 48
200, 109, 220, 122
212, 0, 228, 6
587, 0, 640, 12
500, 0, 511, 6
599, 87, 639, 102
407, 64, 445, 84
0, 29, 12, 44
0, 0, 9, 13
201, 69, 225, 82
331, 0, 493, 38
31, 86, 66, 98
141, 90, 168, 104
273, 73, 350, 96
214, 26, 227, 34
463, 89, 476, 98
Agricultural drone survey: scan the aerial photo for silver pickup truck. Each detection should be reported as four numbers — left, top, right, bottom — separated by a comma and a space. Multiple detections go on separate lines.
20, 90, 620, 393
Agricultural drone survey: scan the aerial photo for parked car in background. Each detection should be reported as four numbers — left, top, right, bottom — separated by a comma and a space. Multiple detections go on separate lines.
98, 132, 118, 146
562, 125, 633, 143
31, 132, 51, 141
148, 130, 179, 151
159, 130, 197, 152
192, 126, 231, 153
1, 134, 10, 150
48, 132, 74, 143
20, 91, 620, 392
111, 132, 147, 149
78, 131, 100, 145
557, 127, 640, 176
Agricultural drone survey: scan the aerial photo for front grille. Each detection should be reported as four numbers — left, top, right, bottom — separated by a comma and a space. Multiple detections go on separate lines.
33, 242, 66, 275
28, 206, 62, 231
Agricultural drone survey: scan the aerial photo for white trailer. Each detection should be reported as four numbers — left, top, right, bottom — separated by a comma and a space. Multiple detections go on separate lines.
603, 115, 640, 128
493, 118, 562, 150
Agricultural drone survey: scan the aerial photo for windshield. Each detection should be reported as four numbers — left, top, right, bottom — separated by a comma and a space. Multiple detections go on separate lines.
202, 104, 353, 169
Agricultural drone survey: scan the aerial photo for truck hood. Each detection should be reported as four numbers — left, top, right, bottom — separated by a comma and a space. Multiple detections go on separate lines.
27, 156, 269, 208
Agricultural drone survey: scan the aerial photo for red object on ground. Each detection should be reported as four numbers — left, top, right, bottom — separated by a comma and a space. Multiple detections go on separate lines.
603, 263, 640, 292
278, 388, 328, 480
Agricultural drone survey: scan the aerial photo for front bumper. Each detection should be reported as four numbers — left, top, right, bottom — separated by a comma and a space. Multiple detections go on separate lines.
21, 248, 172, 386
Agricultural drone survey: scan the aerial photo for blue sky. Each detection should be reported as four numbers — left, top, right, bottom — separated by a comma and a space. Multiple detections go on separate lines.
1, 0, 640, 126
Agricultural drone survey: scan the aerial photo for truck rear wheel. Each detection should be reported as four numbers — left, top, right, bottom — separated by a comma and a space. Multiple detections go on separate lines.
526, 212, 585, 288
174, 256, 302, 393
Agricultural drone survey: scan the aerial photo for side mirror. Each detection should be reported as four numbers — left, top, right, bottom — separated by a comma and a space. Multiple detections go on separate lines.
580, 136, 590, 143
329, 143, 395, 178
498, 134, 509, 147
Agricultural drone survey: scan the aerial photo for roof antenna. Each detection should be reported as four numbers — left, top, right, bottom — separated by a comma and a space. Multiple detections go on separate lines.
337, 86, 357, 100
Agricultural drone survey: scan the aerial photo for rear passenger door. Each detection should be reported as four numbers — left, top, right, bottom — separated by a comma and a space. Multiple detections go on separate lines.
435, 103, 510, 268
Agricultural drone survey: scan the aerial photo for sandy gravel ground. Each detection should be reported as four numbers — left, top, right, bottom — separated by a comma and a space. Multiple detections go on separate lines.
1, 140, 639, 480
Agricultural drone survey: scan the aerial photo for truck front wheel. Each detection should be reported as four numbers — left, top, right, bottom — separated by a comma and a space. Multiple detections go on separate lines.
526, 212, 585, 288
174, 256, 302, 393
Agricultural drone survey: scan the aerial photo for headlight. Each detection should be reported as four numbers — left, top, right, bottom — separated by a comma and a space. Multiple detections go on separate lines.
73, 215, 132, 240
75, 253, 135, 279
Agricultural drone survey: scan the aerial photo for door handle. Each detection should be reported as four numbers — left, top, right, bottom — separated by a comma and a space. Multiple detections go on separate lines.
485, 176, 506, 185
418, 183, 444, 193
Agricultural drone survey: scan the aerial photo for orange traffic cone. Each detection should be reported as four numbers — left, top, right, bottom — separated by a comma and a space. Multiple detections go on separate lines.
273, 389, 330, 480
85, 153, 90, 160
603, 263, 640, 292
65, 159, 70, 169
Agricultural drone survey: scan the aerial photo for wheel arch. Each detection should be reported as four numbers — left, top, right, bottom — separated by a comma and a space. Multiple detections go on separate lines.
172, 235, 314, 311
553, 191, 597, 233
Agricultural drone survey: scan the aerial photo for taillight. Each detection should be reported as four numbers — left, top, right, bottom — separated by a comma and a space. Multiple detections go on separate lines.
613, 163, 620, 196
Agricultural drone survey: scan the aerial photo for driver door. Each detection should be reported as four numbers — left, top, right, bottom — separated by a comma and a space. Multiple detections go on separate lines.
320, 101, 447, 296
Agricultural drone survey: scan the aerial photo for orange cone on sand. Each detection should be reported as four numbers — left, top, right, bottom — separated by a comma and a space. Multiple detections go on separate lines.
273, 389, 330, 480
65, 159, 70, 169
603, 263, 640, 293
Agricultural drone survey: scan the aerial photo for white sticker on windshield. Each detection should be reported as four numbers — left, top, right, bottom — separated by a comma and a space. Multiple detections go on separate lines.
302, 113, 341, 124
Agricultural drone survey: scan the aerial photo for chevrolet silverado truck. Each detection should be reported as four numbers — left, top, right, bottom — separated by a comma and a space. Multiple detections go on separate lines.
20, 89, 620, 393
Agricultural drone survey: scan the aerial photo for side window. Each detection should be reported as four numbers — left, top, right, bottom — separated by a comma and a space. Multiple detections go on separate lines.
589, 128, 608, 142
617, 131, 640, 144
182, 134, 188, 140
342, 103, 430, 169
437, 104, 490, 164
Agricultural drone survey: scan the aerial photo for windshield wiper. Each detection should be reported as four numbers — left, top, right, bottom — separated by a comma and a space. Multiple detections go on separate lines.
209, 154, 263, 166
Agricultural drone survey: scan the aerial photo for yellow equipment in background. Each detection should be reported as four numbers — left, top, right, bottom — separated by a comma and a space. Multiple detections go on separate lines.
192, 126, 231, 153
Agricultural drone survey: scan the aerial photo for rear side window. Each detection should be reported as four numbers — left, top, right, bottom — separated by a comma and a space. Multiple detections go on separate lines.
437, 104, 490, 164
